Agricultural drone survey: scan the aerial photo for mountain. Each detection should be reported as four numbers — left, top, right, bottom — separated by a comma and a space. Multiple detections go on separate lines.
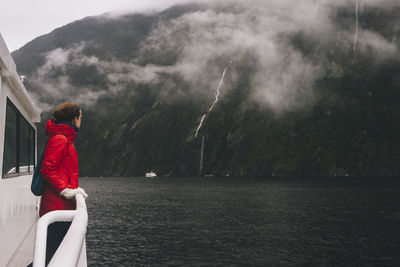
12, 1, 400, 177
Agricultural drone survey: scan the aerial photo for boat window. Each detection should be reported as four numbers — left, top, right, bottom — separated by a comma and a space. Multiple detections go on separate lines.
2, 102, 17, 176
30, 126, 35, 171
2, 98, 36, 178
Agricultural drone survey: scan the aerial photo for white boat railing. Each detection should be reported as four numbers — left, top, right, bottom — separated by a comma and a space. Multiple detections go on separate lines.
33, 193, 88, 267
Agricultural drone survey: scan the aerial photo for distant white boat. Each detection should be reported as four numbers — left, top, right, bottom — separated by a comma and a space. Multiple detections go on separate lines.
145, 171, 157, 178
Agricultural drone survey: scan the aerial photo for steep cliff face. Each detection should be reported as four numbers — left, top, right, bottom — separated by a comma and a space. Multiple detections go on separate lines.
13, 1, 400, 177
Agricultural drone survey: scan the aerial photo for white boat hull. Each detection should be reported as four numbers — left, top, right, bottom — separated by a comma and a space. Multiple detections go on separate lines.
145, 173, 157, 178
0, 175, 38, 266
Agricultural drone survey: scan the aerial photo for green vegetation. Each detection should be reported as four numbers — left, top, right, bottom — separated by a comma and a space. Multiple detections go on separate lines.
12, 3, 400, 177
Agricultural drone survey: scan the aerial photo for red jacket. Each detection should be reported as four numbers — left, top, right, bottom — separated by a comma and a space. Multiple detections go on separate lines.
39, 119, 79, 217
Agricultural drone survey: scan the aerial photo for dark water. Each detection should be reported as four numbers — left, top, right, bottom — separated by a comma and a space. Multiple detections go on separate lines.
80, 177, 400, 266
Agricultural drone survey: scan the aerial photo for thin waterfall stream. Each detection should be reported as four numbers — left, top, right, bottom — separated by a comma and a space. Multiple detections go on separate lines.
195, 66, 229, 138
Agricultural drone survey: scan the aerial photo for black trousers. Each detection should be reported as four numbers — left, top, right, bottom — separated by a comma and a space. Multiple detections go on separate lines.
46, 222, 71, 265
27, 222, 71, 267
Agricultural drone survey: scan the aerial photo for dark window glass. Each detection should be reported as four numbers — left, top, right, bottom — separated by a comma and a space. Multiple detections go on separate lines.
2, 99, 36, 178
30, 128, 35, 172
2, 104, 17, 176
20, 118, 30, 172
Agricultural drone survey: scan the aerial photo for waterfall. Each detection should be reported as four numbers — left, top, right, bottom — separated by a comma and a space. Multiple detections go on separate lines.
199, 135, 205, 175
194, 66, 228, 138
352, 0, 359, 63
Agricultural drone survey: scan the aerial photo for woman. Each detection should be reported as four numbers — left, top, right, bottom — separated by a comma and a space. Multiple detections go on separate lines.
39, 102, 88, 265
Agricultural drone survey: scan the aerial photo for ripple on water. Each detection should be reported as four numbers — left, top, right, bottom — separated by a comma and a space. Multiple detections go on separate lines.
80, 177, 400, 266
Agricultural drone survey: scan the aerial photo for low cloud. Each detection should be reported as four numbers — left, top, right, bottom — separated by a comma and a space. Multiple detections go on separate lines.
30, 0, 400, 113
138, 0, 399, 111
30, 44, 174, 110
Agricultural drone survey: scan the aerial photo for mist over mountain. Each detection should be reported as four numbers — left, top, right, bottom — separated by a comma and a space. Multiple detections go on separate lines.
13, 0, 400, 177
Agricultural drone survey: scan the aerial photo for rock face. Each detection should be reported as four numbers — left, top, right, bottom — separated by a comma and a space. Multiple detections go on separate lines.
12, 2, 400, 177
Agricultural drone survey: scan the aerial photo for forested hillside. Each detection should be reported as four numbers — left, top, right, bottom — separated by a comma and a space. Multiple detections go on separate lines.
12, 1, 400, 177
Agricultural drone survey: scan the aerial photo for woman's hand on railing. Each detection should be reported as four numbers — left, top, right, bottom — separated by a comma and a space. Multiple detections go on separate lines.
59, 187, 88, 199
76, 187, 88, 199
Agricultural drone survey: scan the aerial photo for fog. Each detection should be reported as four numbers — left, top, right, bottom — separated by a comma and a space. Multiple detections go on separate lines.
30, 0, 399, 113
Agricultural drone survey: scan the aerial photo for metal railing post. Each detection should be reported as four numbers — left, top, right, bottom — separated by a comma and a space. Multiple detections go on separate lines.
33, 194, 88, 267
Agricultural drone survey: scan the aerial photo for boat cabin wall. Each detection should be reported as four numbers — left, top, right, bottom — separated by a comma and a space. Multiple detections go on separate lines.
0, 77, 38, 177
0, 77, 39, 266
0, 34, 39, 178
0, 34, 40, 266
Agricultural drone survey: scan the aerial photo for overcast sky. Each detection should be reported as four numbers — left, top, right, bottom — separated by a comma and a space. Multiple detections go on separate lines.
0, 0, 199, 52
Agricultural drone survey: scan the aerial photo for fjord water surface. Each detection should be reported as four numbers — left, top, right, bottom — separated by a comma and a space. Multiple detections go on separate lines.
80, 177, 400, 266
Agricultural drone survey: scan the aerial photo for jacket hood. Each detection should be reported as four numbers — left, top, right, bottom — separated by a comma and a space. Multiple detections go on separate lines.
46, 119, 78, 142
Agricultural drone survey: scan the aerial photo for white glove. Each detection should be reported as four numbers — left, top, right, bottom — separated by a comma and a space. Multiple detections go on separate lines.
77, 187, 88, 199
60, 187, 88, 199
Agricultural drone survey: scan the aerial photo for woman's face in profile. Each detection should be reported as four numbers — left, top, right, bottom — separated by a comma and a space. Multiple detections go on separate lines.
73, 110, 82, 129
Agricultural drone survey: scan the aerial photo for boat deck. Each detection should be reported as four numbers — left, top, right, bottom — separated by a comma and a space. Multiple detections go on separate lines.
7, 218, 37, 266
